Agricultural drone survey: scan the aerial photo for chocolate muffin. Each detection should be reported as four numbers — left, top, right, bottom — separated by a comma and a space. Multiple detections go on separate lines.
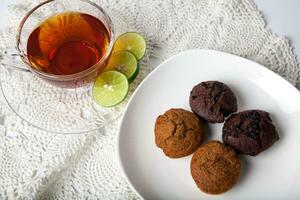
222, 110, 279, 156
189, 81, 238, 123
190, 141, 241, 194
155, 108, 205, 158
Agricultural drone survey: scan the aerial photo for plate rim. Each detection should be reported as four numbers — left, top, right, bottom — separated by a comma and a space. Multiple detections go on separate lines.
116, 48, 300, 199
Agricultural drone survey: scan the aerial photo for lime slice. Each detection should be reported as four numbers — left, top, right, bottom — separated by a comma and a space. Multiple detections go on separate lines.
93, 71, 129, 107
105, 51, 139, 83
113, 32, 146, 60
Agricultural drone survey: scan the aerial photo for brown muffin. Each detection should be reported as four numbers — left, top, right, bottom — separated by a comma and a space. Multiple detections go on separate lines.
189, 81, 238, 123
154, 108, 205, 158
222, 110, 279, 156
190, 141, 241, 194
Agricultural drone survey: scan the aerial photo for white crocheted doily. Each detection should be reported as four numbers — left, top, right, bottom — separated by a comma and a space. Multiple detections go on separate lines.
0, 0, 299, 199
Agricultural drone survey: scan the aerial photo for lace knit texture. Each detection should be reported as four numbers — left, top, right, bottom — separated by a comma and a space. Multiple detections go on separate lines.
0, 0, 299, 199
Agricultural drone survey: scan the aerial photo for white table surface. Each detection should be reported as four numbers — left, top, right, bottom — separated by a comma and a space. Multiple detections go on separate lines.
0, 0, 299, 88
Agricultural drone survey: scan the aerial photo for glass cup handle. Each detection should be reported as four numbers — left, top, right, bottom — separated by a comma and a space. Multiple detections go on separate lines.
0, 47, 31, 72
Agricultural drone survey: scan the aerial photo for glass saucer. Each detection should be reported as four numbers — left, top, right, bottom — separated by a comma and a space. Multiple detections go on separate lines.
0, 48, 150, 134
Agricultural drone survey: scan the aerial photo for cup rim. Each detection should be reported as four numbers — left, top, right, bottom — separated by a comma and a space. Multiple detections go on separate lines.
16, 0, 114, 81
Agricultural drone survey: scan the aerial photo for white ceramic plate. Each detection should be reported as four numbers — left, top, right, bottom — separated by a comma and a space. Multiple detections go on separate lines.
117, 49, 300, 200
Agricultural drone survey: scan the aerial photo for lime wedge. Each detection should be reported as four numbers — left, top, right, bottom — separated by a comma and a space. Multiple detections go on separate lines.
113, 32, 146, 60
93, 71, 129, 107
105, 51, 139, 83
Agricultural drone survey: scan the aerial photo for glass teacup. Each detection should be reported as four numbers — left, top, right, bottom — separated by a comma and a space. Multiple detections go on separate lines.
16, 0, 114, 88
